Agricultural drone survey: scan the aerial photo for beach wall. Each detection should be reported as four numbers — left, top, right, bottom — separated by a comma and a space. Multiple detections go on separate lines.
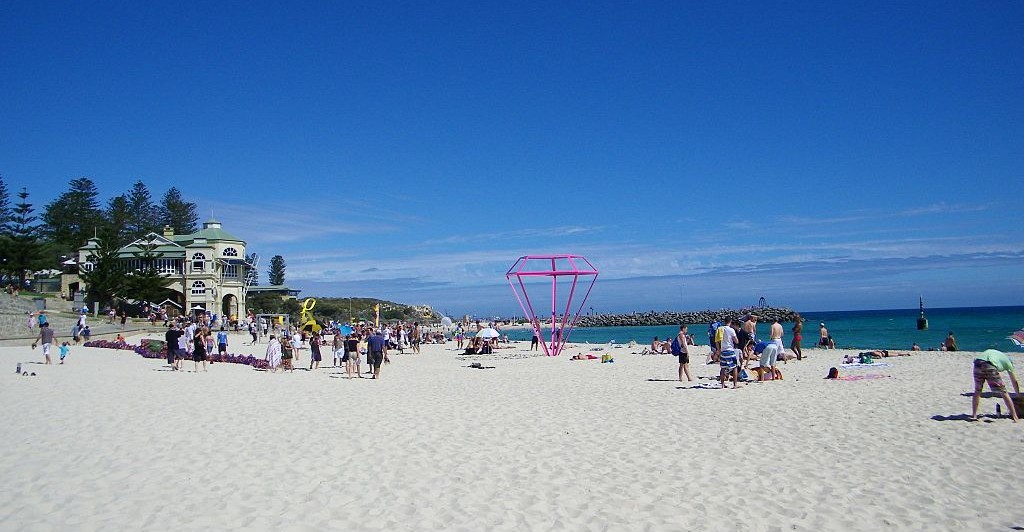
575, 307, 802, 327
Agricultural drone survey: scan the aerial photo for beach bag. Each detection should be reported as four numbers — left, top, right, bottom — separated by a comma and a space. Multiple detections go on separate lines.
670, 337, 682, 355
826, 367, 839, 379
859, 353, 874, 364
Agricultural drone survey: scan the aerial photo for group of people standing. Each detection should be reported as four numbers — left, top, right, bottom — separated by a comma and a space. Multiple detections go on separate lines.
705, 315, 797, 388
164, 319, 231, 372
262, 326, 395, 379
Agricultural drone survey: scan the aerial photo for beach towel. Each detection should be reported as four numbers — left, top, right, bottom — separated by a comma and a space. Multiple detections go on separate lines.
691, 382, 723, 389
837, 374, 889, 381
840, 362, 892, 368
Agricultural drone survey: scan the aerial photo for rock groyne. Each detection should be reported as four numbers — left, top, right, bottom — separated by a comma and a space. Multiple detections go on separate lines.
575, 307, 802, 328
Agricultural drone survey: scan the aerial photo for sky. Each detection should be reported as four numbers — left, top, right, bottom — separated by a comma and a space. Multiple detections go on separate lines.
2, 1, 1022, 316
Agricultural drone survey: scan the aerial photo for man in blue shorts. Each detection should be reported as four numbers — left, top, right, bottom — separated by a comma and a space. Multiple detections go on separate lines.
717, 318, 740, 389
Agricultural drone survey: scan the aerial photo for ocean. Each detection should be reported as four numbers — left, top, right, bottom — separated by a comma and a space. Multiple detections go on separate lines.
501, 306, 1024, 352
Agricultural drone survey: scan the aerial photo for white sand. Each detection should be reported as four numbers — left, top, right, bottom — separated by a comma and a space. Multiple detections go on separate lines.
1, 333, 1022, 531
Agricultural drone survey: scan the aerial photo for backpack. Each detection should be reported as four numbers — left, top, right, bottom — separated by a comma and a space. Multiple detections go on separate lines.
670, 337, 682, 355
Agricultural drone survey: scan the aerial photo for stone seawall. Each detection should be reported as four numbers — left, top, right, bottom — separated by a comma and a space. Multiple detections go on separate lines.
575, 307, 802, 328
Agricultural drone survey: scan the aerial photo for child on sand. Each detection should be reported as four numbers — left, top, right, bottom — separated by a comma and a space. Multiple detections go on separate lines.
59, 342, 70, 364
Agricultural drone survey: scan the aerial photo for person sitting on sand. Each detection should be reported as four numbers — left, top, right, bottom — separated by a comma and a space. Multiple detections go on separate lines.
818, 323, 829, 347
970, 349, 1019, 423
911, 342, 921, 351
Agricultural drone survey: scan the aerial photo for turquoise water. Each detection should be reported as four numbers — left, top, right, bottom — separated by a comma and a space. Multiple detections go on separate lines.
503, 306, 1024, 352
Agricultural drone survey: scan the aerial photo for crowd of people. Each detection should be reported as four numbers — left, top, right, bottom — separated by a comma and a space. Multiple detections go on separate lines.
699, 315, 801, 388
21, 304, 1022, 423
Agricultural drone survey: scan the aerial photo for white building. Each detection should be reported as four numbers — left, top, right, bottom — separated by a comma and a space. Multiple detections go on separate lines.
64, 218, 251, 319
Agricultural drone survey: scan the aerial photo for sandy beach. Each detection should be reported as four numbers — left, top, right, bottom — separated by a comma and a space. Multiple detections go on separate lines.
1, 333, 1021, 531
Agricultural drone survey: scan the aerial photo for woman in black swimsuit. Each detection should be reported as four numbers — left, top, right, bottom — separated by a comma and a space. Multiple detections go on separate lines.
193, 327, 207, 372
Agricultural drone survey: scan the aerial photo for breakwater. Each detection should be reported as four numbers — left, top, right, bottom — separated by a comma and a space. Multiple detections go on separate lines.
575, 307, 802, 327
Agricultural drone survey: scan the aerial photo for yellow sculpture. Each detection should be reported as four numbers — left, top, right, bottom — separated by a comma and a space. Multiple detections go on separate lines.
300, 298, 320, 333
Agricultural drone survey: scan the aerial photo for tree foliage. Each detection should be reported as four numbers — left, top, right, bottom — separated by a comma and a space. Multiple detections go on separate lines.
126, 180, 161, 239
159, 187, 198, 235
124, 242, 172, 304
43, 177, 104, 252
1, 188, 48, 286
78, 236, 124, 308
268, 255, 286, 285
0, 175, 11, 229
103, 194, 132, 245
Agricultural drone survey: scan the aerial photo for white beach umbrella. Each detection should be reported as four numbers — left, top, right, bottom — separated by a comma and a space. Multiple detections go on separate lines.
440, 316, 453, 328
476, 327, 500, 339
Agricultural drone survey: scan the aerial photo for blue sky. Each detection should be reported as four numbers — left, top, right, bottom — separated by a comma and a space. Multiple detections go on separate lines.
2, 1, 1022, 316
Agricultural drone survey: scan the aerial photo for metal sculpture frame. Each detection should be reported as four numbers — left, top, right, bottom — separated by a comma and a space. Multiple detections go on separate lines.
506, 255, 598, 357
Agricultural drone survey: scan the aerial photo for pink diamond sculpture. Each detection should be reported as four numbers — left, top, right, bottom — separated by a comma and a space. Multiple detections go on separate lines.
506, 255, 599, 357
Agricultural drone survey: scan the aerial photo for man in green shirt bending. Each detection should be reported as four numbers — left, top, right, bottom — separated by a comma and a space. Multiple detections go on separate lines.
971, 349, 1019, 422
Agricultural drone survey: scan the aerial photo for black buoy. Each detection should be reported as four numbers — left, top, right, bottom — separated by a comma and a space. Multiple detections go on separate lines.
917, 296, 928, 331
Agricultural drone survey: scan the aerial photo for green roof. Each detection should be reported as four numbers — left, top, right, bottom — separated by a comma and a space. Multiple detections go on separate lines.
118, 245, 186, 257
188, 226, 244, 243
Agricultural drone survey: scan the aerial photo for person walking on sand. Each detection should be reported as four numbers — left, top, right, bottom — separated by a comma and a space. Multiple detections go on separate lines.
367, 330, 388, 380
174, 326, 187, 371
345, 333, 361, 378
280, 337, 295, 372
411, 322, 422, 354
769, 318, 786, 359
192, 327, 208, 372
309, 331, 322, 370
265, 335, 282, 373
673, 325, 693, 382
248, 320, 258, 345
818, 322, 830, 348
945, 331, 959, 352
333, 332, 345, 367
58, 342, 70, 364
166, 324, 183, 370
971, 349, 1019, 423
717, 318, 740, 389
790, 319, 804, 360
530, 319, 540, 351
707, 320, 721, 364
217, 327, 229, 360
32, 322, 57, 365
